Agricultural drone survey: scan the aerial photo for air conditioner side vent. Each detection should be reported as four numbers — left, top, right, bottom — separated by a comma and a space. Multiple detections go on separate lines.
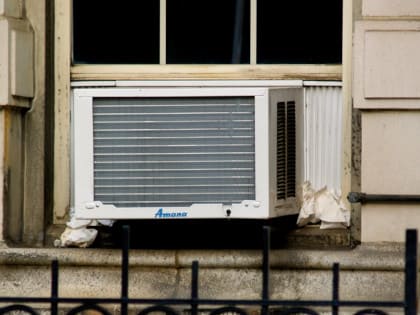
276, 101, 296, 200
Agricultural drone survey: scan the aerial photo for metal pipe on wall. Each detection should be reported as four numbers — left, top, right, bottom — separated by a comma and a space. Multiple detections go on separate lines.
348, 192, 420, 204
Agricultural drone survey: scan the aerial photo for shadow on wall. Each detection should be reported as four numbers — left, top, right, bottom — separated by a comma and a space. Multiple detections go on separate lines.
91, 216, 299, 250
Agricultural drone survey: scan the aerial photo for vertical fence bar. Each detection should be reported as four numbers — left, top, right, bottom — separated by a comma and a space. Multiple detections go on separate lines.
191, 261, 199, 315
332, 263, 339, 315
51, 259, 59, 315
262, 226, 271, 315
121, 225, 130, 315
405, 229, 418, 315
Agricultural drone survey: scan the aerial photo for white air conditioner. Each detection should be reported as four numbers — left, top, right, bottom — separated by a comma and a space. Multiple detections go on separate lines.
72, 87, 304, 220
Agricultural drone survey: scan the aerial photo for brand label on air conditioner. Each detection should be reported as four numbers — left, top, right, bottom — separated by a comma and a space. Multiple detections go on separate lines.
154, 208, 188, 218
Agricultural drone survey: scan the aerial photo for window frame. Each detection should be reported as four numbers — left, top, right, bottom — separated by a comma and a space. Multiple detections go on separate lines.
69, 0, 342, 80
72, 0, 343, 67
53, 0, 353, 228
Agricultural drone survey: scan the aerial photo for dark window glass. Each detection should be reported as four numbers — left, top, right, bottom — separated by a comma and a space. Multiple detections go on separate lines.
257, 1, 342, 64
167, 0, 250, 64
73, 1, 342, 65
73, 1, 159, 64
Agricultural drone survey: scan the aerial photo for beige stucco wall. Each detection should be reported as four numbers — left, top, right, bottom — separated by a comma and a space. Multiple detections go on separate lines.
354, 21, 420, 109
362, 0, 420, 17
361, 112, 420, 242
0, 0, 33, 108
354, 1, 420, 242
0, 0, 45, 245
23, 0, 46, 245
361, 112, 420, 195
363, 204, 420, 242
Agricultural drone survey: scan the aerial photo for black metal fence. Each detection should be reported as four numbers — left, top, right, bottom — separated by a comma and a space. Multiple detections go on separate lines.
0, 226, 417, 315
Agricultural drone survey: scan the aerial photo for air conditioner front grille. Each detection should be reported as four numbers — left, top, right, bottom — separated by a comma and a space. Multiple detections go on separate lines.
276, 101, 296, 200
93, 97, 256, 208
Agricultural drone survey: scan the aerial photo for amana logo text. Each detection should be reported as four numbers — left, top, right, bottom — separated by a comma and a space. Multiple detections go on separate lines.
154, 208, 188, 218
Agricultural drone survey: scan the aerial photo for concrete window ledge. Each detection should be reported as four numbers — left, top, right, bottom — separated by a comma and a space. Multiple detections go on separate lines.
0, 244, 409, 301
0, 244, 406, 270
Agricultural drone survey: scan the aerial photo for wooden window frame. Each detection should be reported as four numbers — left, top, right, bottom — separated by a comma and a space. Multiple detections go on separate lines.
53, 0, 352, 226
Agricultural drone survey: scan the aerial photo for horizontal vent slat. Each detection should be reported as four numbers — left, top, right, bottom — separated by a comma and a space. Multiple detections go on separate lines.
95, 142, 253, 147
94, 152, 254, 157
95, 168, 254, 172
94, 98, 253, 107
94, 147, 253, 154
94, 160, 253, 164
94, 123, 253, 132
95, 176, 254, 180
94, 170, 253, 176
94, 102, 254, 107
95, 178, 254, 187
94, 136, 253, 141
96, 191, 254, 196
94, 111, 254, 116
94, 128, 253, 135
95, 184, 254, 188
94, 144, 253, 148
96, 166, 254, 171
94, 153, 254, 163
94, 120, 253, 125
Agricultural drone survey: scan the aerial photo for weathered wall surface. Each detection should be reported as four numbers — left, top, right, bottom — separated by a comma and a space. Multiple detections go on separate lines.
354, 1, 420, 242
0, 246, 408, 305
0, 0, 45, 245
22, 0, 46, 245
0, 0, 29, 243
361, 112, 420, 241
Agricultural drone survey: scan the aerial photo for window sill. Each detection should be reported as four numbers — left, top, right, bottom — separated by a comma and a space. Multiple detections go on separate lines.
283, 225, 354, 249
70, 64, 342, 81
44, 220, 354, 251
0, 236, 402, 271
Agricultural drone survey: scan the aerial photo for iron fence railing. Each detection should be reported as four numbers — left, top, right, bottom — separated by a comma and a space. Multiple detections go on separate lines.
0, 226, 417, 315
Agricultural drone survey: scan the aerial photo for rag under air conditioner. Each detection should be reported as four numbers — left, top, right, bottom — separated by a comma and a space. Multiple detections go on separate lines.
72, 87, 304, 219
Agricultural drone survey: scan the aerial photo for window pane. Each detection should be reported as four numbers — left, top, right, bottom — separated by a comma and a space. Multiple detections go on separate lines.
257, 1, 342, 64
73, 1, 159, 64
167, 0, 250, 64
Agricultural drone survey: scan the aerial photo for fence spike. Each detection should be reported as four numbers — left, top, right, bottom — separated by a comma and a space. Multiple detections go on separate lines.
332, 263, 339, 315
121, 225, 130, 315
262, 225, 271, 315
191, 261, 199, 315
404, 229, 418, 315
51, 259, 59, 315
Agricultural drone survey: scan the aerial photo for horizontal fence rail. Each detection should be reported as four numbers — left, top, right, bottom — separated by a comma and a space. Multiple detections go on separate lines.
0, 226, 417, 315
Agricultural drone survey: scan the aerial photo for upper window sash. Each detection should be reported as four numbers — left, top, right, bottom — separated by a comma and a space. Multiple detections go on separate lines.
72, 0, 343, 66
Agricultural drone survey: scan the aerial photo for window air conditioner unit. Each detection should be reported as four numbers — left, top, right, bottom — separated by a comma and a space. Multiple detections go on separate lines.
72, 87, 303, 220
